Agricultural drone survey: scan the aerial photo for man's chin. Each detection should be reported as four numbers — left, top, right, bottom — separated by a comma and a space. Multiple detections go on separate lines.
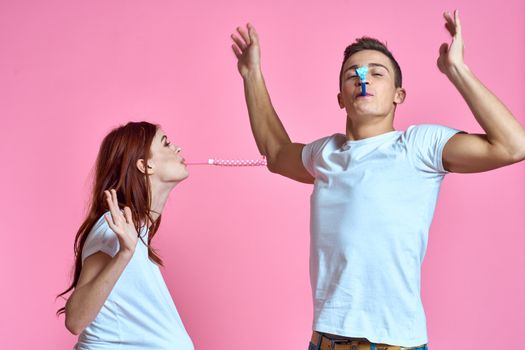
348, 109, 384, 119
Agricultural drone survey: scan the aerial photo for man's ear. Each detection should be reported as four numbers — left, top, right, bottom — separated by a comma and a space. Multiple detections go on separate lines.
394, 87, 406, 105
136, 159, 153, 174
337, 92, 345, 109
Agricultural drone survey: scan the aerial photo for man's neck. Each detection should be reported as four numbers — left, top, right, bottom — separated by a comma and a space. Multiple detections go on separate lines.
345, 115, 395, 141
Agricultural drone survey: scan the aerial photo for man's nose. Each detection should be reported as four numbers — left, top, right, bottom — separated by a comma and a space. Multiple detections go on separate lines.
355, 80, 369, 87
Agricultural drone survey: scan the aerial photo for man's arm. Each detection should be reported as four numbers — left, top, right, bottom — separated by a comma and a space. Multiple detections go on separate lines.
438, 10, 525, 173
231, 24, 314, 184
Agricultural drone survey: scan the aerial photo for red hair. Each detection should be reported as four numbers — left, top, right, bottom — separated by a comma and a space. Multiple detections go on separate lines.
57, 121, 163, 315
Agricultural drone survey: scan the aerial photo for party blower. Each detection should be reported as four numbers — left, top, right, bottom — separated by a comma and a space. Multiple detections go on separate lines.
355, 65, 368, 96
185, 156, 267, 167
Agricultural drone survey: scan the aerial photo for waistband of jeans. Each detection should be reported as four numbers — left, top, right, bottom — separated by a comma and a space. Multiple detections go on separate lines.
311, 331, 428, 350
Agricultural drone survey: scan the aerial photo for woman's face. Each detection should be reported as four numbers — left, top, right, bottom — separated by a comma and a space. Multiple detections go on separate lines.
146, 128, 188, 184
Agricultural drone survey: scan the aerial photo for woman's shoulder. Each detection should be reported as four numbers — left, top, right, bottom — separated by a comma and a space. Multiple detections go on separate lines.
81, 212, 120, 262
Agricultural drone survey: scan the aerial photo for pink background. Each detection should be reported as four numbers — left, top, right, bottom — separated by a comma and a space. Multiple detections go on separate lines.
1, 0, 524, 349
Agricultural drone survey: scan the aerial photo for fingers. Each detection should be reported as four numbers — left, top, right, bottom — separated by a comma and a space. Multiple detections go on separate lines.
111, 189, 123, 221
105, 189, 124, 225
123, 206, 133, 225
443, 11, 455, 36
454, 9, 462, 35
444, 22, 454, 36
230, 23, 257, 53
104, 190, 117, 224
231, 33, 247, 51
443, 10, 461, 37
104, 213, 120, 235
231, 44, 242, 58
111, 189, 119, 209
236, 26, 251, 45
247, 23, 258, 44
438, 42, 448, 56
103, 190, 137, 247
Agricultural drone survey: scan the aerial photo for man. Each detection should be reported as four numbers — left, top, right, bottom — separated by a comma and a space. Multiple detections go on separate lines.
231, 10, 525, 350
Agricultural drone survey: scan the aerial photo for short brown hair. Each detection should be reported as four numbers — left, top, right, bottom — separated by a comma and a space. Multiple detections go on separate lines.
339, 37, 402, 91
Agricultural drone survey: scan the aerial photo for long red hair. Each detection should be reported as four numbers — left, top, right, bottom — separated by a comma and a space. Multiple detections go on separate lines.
57, 121, 163, 315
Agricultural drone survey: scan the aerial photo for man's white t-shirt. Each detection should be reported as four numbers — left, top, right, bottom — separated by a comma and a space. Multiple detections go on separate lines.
74, 214, 194, 350
302, 124, 462, 347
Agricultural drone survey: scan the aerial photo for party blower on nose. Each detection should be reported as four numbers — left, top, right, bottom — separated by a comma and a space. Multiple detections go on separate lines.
356, 65, 368, 96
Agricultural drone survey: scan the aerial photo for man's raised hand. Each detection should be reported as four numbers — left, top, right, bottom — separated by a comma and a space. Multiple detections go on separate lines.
231, 23, 261, 78
437, 10, 465, 78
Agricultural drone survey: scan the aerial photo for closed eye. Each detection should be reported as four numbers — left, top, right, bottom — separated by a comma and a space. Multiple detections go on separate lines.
370, 67, 387, 77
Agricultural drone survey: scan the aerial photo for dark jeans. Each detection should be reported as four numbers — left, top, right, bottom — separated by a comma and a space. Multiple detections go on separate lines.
308, 339, 428, 350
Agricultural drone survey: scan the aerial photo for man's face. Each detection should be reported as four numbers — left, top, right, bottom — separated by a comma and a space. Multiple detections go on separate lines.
338, 49, 405, 120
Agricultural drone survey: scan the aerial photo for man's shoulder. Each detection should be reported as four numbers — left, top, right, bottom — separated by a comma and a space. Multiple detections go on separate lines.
402, 123, 462, 142
307, 133, 346, 148
403, 123, 454, 133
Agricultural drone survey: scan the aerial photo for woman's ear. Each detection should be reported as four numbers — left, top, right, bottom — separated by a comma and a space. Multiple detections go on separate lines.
394, 87, 406, 105
136, 159, 153, 174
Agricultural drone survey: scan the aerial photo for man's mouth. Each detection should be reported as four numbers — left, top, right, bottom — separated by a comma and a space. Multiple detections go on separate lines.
356, 92, 374, 98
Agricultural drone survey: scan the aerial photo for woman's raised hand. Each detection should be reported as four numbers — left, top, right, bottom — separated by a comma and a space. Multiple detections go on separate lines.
103, 189, 139, 256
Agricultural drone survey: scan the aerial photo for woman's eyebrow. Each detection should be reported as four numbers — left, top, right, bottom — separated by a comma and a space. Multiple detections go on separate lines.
161, 135, 167, 143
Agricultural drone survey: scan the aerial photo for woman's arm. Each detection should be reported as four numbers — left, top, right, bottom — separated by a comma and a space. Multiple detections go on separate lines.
64, 189, 139, 335
64, 250, 132, 335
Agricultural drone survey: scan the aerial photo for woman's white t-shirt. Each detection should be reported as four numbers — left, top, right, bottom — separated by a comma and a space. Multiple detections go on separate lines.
74, 214, 194, 350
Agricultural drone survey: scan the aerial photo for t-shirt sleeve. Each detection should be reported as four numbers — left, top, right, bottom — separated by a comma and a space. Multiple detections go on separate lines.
405, 124, 464, 174
81, 213, 120, 264
301, 135, 333, 177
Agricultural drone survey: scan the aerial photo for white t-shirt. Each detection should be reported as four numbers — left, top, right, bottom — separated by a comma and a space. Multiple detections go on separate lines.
302, 124, 462, 347
74, 214, 194, 350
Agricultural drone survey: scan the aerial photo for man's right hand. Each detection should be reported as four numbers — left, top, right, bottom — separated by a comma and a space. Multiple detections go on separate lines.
231, 23, 261, 78
229, 23, 315, 184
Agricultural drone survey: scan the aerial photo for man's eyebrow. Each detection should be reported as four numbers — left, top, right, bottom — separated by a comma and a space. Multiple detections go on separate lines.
344, 63, 390, 73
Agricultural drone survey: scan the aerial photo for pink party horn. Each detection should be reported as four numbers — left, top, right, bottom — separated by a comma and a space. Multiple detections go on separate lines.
185, 156, 267, 167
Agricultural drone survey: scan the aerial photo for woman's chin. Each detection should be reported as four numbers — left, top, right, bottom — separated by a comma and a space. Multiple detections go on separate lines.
176, 171, 190, 182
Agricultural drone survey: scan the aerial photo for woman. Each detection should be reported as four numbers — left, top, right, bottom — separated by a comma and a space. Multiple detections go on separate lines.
57, 121, 194, 350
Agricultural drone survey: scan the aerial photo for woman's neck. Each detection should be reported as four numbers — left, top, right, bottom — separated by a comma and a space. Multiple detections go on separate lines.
149, 182, 175, 223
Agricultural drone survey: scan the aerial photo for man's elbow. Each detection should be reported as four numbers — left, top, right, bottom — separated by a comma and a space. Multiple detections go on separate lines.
508, 145, 525, 164
510, 152, 525, 164
266, 160, 280, 174
265, 152, 283, 174
492, 142, 525, 166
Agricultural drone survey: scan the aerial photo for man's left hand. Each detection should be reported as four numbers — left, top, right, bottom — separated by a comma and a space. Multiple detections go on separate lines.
437, 9, 465, 78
